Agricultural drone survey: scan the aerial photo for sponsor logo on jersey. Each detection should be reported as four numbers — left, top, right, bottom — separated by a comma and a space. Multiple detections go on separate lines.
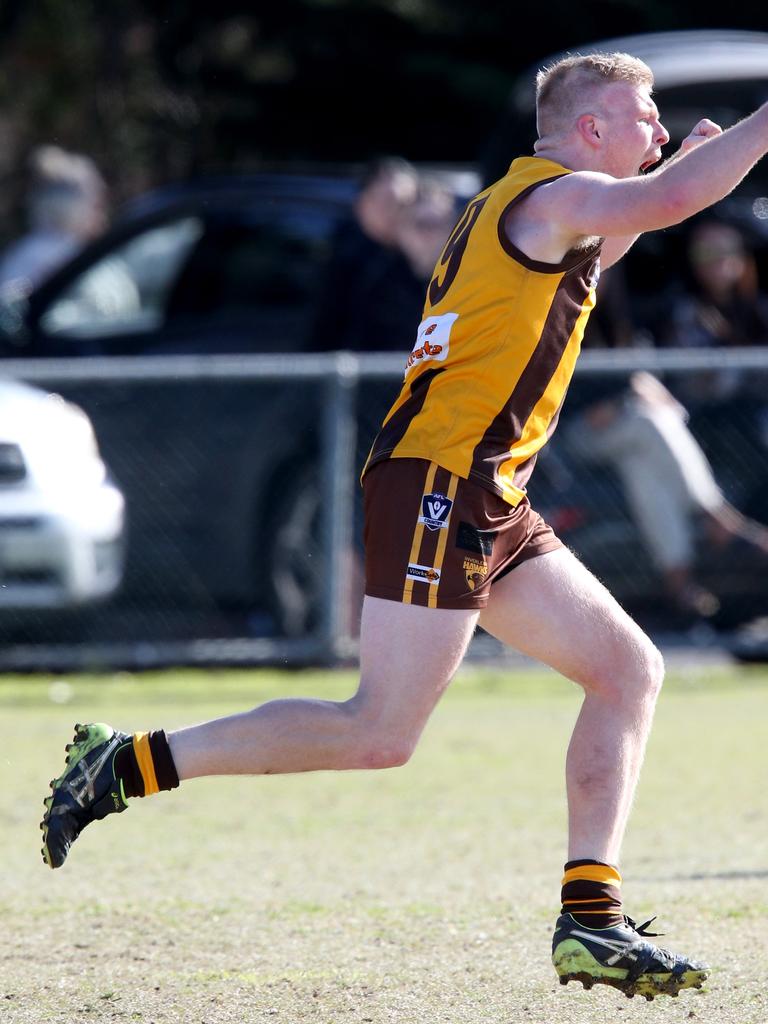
419, 493, 453, 531
463, 556, 488, 591
406, 563, 441, 584
404, 312, 458, 377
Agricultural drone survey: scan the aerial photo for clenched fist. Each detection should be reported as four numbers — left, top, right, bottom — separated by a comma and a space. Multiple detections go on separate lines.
681, 118, 723, 152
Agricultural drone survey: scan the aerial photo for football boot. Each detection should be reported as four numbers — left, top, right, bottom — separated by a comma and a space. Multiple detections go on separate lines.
552, 912, 709, 1000
41, 723, 130, 869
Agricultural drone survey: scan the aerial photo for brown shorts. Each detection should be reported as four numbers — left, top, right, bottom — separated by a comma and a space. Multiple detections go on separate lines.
363, 458, 563, 609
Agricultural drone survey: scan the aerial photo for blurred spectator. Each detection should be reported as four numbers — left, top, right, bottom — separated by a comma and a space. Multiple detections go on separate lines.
665, 221, 768, 352
561, 226, 768, 622
313, 176, 457, 634
656, 219, 768, 407
311, 156, 418, 351
355, 178, 458, 351
565, 371, 768, 622
651, 218, 768, 514
397, 179, 457, 282
0, 145, 108, 299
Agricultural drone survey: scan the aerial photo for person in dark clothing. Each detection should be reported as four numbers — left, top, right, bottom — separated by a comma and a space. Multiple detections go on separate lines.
359, 179, 458, 352
311, 157, 418, 351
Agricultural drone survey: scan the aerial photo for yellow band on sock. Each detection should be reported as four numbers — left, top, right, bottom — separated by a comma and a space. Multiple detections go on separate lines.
133, 732, 160, 797
562, 863, 622, 887
561, 897, 614, 905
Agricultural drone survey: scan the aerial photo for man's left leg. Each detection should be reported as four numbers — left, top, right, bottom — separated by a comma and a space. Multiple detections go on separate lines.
40, 597, 478, 868
479, 546, 708, 1000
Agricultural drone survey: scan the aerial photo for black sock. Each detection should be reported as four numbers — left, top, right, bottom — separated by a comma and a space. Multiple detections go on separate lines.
114, 730, 179, 798
560, 859, 624, 929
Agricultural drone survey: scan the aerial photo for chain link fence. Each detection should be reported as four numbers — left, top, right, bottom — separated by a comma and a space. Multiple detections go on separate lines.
1, 348, 767, 670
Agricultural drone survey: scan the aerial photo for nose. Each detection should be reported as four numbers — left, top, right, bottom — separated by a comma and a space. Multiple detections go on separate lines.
654, 119, 670, 147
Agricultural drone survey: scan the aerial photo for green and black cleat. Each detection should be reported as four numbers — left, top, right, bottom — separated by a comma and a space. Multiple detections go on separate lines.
40, 723, 130, 869
552, 912, 709, 1001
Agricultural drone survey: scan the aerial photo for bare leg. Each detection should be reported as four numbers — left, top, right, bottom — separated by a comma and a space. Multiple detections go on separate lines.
479, 548, 663, 863
169, 596, 479, 779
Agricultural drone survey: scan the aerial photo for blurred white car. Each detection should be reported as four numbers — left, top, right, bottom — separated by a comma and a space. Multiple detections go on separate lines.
0, 379, 125, 607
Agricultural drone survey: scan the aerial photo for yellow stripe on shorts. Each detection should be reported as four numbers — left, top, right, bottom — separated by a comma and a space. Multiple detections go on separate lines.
427, 472, 459, 609
402, 462, 438, 604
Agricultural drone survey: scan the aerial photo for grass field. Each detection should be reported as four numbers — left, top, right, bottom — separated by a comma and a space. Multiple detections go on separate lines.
2, 663, 767, 1023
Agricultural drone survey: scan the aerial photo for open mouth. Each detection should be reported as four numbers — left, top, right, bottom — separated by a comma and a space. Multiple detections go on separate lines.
640, 152, 662, 173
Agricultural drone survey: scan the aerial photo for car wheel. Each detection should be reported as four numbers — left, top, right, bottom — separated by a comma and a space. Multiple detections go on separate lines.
263, 462, 323, 637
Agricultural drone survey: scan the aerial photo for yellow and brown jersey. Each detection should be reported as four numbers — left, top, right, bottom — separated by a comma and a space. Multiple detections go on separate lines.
363, 156, 602, 506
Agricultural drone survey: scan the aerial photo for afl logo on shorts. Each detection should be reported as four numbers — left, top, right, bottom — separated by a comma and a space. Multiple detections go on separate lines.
418, 493, 453, 531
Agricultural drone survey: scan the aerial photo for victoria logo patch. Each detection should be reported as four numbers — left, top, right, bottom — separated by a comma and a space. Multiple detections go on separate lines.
419, 493, 453, 531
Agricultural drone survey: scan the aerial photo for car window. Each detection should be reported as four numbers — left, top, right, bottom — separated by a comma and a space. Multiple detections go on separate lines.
160, 216, 333, 350
40, 216, 205, 339
38, 209, 337, 351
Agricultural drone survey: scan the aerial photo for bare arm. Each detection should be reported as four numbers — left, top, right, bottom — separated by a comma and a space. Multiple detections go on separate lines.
534, 107, 768, 238
598, 119, 725, 268
600, 234, 640, 270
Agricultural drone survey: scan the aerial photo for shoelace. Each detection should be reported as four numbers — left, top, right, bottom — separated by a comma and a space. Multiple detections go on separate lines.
624, 915, 693, 969
624, 914, 663, 938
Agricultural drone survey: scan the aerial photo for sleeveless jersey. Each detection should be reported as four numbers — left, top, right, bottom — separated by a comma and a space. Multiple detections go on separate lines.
363, 156, 602, 506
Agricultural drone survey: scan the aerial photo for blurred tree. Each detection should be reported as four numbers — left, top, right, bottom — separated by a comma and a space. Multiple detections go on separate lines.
0, 0, 759, 238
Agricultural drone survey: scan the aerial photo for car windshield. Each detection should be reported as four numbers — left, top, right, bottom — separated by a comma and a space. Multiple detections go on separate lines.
40, 216, 205, 338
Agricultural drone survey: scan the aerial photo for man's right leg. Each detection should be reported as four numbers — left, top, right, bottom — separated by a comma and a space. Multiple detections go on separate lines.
169, 597, 478, 778
41, 596, 478, 867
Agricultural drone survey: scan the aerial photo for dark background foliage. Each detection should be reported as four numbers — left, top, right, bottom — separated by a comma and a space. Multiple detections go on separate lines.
0, 0, 758, 234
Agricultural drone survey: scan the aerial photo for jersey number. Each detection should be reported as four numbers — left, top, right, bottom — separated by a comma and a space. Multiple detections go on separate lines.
428, 196, 488, 306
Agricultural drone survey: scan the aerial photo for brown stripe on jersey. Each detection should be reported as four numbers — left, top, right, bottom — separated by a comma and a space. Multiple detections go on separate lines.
469, 261, 597, 489
511, 392, 568, 492
367, 367, 445, 466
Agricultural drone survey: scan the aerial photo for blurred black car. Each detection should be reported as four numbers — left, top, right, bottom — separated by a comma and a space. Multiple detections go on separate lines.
0, 175, 357, 359
0, 172, 471, 641
0, 176, 367, 639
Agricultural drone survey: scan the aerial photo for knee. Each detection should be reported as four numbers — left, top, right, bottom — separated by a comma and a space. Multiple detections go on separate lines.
638, 642, 665, 702
355, 738, 416, 770
340, 697, 419, 769
584, 636, 665, 706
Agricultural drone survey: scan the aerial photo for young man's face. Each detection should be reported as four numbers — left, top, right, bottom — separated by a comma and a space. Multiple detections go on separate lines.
595, 82, 670, 178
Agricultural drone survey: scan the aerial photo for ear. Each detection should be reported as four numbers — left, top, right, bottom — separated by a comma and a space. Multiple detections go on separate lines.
576, 113, 602, 147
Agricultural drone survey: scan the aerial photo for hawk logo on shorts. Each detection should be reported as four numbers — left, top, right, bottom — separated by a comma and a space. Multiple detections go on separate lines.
463, 556, 488, 591
406, 563, 441, 584
419, 493, 453, 531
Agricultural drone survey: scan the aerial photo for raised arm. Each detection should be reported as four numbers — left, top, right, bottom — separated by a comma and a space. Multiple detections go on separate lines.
533, 104, 768, 239
599, 118, 724, 268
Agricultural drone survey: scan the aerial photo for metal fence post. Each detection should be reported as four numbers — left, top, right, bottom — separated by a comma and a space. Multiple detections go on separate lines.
320, 352, 360, 664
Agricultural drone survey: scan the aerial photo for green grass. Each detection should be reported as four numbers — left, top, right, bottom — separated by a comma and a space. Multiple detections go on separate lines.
2, 663, 767, 1023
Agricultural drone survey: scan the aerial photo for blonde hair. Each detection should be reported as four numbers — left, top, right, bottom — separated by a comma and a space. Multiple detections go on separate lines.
535, 52, 654, 137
